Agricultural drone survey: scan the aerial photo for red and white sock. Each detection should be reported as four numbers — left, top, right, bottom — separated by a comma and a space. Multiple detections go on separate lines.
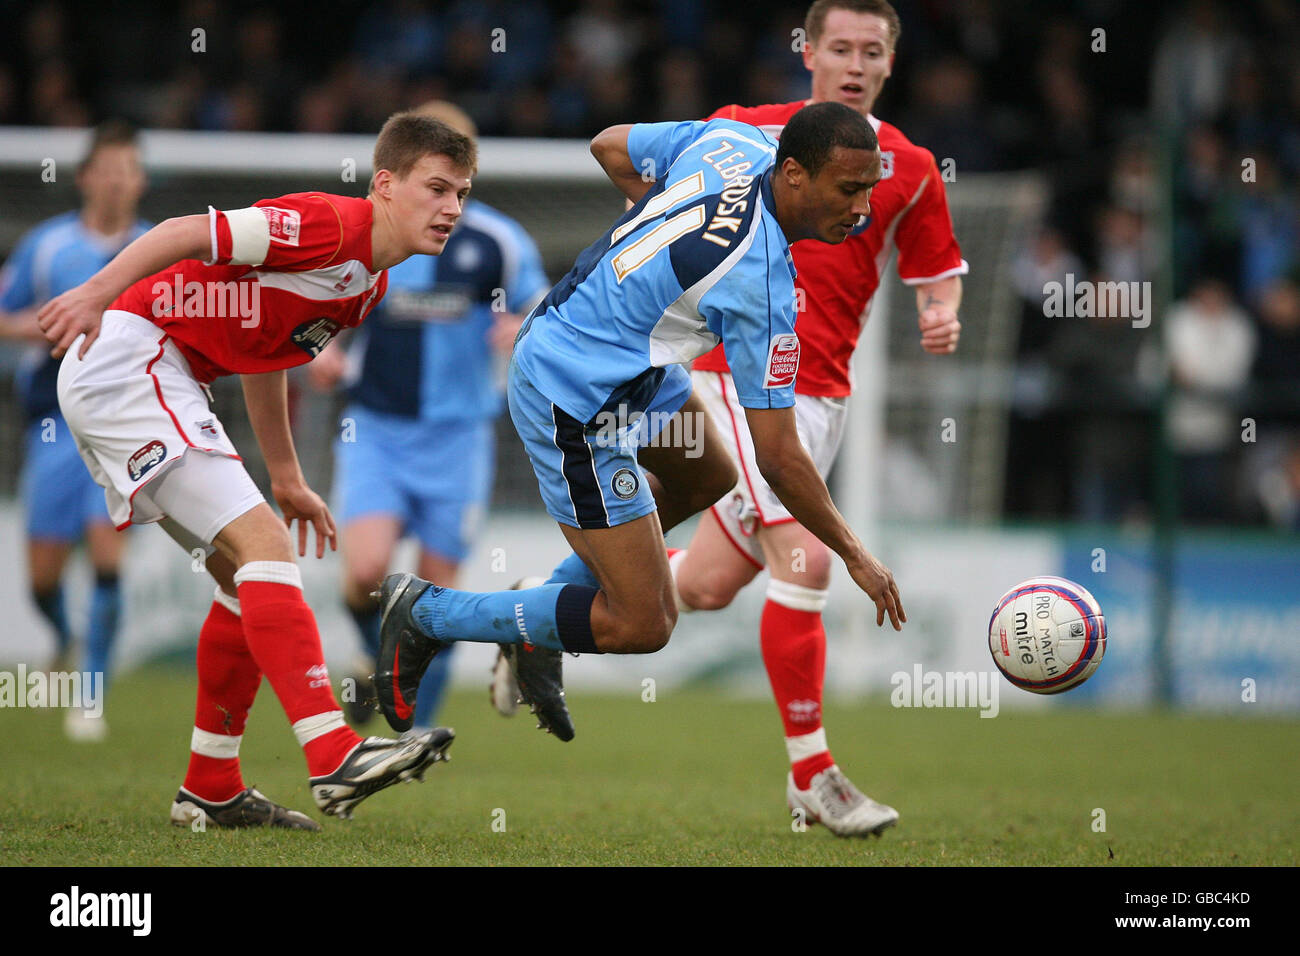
762, 579, 834, 790
183, 587, 260, 803
233, 561, 360, 777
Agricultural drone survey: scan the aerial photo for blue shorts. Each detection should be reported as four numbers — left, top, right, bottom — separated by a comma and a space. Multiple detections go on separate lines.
334, 405, 494, 562
507, 356, 691, 529
22, 413, 113, 541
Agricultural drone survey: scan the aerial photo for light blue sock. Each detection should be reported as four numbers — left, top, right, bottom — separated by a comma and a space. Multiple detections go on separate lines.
546, 551, 600, 589
412, 582, 598, 653
413, 643, 455, 729
85, 574, 121, 691
414, 584, 566, 649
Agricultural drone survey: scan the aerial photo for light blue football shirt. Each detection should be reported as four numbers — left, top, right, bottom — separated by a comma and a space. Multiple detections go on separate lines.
514, 118, 799, 424
347, 200, 549, 422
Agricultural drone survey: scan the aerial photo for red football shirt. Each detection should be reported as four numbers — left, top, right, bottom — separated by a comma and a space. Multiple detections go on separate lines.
693, 102, 968, 396
114, 192, 388, 383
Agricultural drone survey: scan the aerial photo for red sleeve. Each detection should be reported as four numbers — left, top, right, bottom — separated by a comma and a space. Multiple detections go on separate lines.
207, 193, 348, 271
704, 104, 740, 121
894, 156, 968, 285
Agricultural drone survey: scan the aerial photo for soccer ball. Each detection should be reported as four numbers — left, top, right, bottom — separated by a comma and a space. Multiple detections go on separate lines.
988, 576, 1106, 694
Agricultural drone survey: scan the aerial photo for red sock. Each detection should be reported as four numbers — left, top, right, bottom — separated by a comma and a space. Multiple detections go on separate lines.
761, 581, 834, 790
183, 591, 261, 802
234, 562, 360, 777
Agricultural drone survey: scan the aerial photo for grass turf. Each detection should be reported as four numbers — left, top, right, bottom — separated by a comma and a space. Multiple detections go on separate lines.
2, 665, 1296, 866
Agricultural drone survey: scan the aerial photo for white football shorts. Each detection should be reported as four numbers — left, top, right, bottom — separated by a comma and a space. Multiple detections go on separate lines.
691, 368, 849, 567
57, 310, 264, 544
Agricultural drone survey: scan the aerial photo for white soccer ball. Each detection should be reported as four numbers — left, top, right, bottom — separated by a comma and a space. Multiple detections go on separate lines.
988, 576, 1107, 694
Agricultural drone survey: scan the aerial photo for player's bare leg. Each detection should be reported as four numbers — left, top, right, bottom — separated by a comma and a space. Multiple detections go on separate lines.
341, 514, 404, 611
27, 539, 75, 671
557, 512, 677, 653
85, 521, 125, 670
757, 519, 897, 837
672, 507, 764, 612
219, 504, 449, 794
156, 520, 314, 829
339, 514, 404, 724
159, 496, 451, 823
488, 393, 739, 734
375, 422, 739, 733
636, 392, 738, 533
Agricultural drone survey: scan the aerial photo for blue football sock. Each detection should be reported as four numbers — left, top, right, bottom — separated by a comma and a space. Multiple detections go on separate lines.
33, 585, 71, 654
412, 642, 456, 729
85, 573, 121, 692
546, 551, 600, 589
347, 602, 382, 660
413, 583, 599, 653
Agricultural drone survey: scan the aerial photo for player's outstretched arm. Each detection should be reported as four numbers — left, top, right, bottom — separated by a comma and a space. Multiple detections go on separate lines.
0, 306, 48, 344
36, 214, 211, 359
305, 338, 347, 392
745, 405, 905, 630
590, 125, 656, 205
241, 369, 337, 558
916, 275, 963, 355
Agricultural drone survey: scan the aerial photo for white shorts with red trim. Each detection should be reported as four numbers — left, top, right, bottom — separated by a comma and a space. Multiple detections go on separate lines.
691, 369, 848, 567
57, 310, 260, 540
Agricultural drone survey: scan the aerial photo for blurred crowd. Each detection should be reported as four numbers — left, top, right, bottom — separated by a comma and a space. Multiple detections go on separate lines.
1006, 0, 1300, 529
1, 0, 1297, 528
0, 0, 1167, 147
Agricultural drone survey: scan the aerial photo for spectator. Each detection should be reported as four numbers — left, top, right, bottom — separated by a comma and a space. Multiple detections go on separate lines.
1151, 0, 1242, 127
1160, 278, 1258, 522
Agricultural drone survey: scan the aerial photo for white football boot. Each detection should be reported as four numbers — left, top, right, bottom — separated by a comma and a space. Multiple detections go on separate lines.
787, 765, 899, 837
488, 576, 547, 719
64, 708, 108, 742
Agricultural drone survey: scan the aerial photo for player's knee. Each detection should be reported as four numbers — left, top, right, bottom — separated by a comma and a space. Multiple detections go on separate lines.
30, 583, 60, 607
344, 560, 388, 602
29, 571, 61, 596
771, 538, 833, 590
640, 608, 676, 652
795, 548, 834, 589
678, 574, 736, 612
612, 606, 675, 653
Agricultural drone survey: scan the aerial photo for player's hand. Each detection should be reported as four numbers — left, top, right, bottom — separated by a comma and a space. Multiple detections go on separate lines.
489, 312, 525, 354
306, 341, 346, 392
37, 285, 110, 359
845, 551, 906, 630
918, 305, 960, 354
272, 479, 337, 559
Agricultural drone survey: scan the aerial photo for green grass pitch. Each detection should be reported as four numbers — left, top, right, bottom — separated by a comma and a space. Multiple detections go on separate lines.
2, 665, 1296, 866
